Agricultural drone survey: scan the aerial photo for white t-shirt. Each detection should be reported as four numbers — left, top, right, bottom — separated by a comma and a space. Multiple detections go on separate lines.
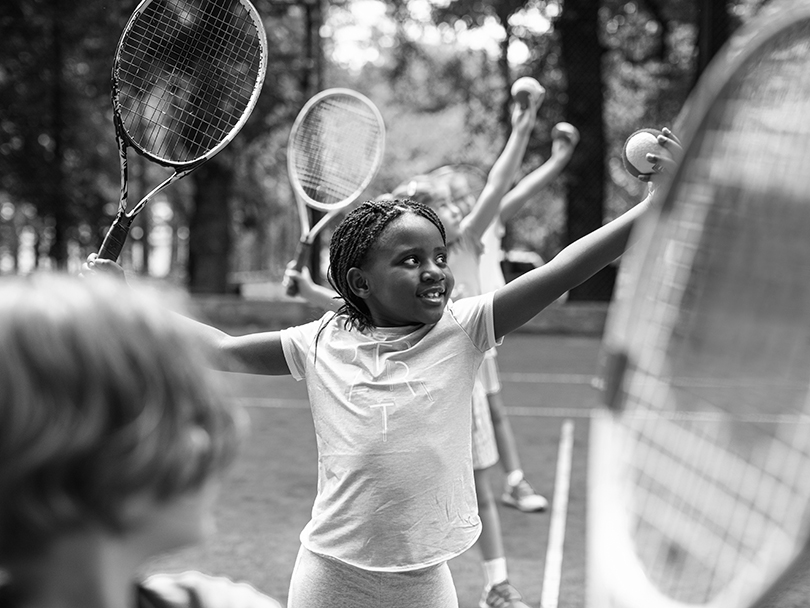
280, 293, 499, 572
479, 217, 507, 294
449, 229, 484, 300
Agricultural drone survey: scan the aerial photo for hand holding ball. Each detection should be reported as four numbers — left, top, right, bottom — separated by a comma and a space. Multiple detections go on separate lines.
511, 77, 545, 109
622, 128, 667, 180
551, 122, 580, 146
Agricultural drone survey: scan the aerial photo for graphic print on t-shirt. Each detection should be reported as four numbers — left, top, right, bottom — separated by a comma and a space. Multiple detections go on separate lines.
346, 340, 434, 441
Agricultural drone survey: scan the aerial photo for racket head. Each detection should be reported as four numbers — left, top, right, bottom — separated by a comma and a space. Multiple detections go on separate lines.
111, 0, 268, 168
287, 88, 386, 213
589, 4, 810, 608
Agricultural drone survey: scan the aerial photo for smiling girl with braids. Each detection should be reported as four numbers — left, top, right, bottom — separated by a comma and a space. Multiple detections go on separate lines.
86, 186, 658, 607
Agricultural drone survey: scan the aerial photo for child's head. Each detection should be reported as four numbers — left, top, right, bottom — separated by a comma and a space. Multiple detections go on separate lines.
328, 199, 451, 329
391, 176, 464, 243
0, 273, 243, 563
427, 166, 480, 217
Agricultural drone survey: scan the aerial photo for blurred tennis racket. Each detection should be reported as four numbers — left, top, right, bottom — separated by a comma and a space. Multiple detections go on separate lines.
97, 0, 267, 261
589, 4, 810, 608
284, 88, 385, 296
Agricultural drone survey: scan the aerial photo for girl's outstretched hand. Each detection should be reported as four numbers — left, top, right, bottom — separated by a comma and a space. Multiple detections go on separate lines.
638, 127, 683, 185
81, 253, 127, 281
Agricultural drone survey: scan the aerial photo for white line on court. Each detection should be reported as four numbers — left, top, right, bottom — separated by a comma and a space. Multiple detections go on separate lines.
500, 372, 596, 384
237, 398, 810, 424
236, 397, 599, 418
541, 419, 575, 608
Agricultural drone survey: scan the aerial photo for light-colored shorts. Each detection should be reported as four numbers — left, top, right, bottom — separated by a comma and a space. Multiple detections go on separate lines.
471, 375, 499, 470
288, 545, 459, 608
480, 348, 502, 395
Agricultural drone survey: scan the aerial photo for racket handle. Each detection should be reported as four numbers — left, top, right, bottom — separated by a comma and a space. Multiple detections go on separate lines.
284, 240, 312, 297
98, 215, 133, 262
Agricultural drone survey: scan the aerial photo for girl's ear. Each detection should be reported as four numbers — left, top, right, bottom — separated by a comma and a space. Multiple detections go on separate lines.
346, 267, 370, 299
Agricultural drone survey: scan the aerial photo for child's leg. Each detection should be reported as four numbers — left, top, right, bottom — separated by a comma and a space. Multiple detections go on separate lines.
474, 466, 506, 565
481, 351, 548, 513
471, 388, 533, 608
486, 388, 522, 474
288, 545, 459, 608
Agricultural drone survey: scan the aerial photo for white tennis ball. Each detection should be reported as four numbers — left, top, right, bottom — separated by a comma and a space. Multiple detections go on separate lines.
622, 128, 663, 180
511, 77, 545, 108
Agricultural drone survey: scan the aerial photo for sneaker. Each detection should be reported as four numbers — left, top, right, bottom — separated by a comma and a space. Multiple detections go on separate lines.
501, 479, 548, 512
479, 580, 533, 608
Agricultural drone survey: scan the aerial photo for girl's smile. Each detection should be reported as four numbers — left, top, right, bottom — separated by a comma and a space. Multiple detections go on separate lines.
352, 212, 454, 328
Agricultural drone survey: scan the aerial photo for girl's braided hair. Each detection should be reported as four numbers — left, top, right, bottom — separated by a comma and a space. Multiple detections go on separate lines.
327, 198, 446, 330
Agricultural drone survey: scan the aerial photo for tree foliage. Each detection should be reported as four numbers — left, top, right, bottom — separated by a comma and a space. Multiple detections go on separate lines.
0, 0, 773, 294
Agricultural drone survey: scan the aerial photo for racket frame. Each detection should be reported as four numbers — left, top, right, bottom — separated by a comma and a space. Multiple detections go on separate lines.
285, 88, 385, 295
588, 4, 810, 607
98, 0, 268, 261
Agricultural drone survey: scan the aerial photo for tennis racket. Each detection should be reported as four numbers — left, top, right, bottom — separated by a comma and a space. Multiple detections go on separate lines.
588, 4, 810, 608
97, 0, 268, 261
284, 88, 385, 296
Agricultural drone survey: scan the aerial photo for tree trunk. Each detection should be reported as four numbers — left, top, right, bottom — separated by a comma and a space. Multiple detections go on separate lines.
697, 0, 731, 80
187, 159, 233, 293
49, 0, 69, 268
558, 0, 612, 301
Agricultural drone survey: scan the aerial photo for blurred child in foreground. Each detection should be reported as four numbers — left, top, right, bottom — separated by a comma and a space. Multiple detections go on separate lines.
0, 272, 280, 608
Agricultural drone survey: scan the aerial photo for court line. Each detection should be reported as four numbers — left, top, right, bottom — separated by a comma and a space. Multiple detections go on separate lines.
236, 397, 598, 418
501, 372, 596, 384
541, 419, 575, 608
237, 399, 810, 425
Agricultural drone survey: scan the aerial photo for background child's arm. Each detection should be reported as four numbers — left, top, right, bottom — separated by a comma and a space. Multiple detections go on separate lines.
491, 193, 654, 339
461, 97, 540, 242
498, 129, 578, 225
284, 263, 342, 312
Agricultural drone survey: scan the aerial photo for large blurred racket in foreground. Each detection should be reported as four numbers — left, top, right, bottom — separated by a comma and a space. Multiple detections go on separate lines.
589, 4, 810, 608
98, 0, 267, 261
284, 88, 385, 296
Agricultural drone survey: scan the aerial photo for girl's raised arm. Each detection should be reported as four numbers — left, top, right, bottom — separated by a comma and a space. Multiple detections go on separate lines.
83, 255, 291, 376
177, 315, 290, 376
491, 193, 654, 340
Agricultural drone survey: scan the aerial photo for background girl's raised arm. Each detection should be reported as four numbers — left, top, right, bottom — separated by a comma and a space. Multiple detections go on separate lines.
461, 98, 540, 242
498, 127, 578, 225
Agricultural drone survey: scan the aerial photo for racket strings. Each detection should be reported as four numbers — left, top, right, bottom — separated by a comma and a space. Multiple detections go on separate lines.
116, 0, 264, 163
291, 97, 384, 207
621, 389, 810, 602
609, 24, 810, 604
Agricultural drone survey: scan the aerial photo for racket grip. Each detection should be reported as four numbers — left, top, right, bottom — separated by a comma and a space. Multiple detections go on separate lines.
284, 240, 312, 297
98, 215, 133, 262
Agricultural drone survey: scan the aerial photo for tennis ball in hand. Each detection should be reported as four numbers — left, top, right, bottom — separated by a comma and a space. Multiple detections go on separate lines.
622, 128, 664, 180
511, 77, 545, 108
551, 122, 580, 146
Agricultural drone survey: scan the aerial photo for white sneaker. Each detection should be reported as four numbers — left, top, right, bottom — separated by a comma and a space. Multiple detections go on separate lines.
501, 479, 548, 513
479, 580, 533, 608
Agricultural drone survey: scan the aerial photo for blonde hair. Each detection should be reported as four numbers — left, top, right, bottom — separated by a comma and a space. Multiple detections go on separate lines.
391, 175, 453, 210
0, 273, 242, 560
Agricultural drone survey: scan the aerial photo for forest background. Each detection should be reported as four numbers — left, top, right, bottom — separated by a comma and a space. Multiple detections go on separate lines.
0, 0, 769, 300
